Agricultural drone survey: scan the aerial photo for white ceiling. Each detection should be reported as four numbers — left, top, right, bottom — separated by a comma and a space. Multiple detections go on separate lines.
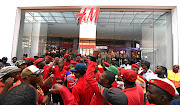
23, 11, 168, 41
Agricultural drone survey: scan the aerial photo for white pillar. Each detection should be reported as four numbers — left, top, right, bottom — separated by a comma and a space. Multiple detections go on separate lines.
78, 8, 98, 56
30, 23, 41, 57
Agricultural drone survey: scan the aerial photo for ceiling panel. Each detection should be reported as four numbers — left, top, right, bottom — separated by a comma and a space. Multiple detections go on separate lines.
44, 16, 54, 21
138, 12, 152, 15
109, 15, 123, 19
62, 12, 75, 18
54, 17, 65, 21
99, 12, 111, 15
135, 15, 149, 19
50, 12, 63, 17
34, 17, 45, 21
25, 12, 32, 17
98, 19, 109, 23
99, 15, 110, 19
40, 12, 50, 17
33, 12, 41, 17
56, 20, 66, 23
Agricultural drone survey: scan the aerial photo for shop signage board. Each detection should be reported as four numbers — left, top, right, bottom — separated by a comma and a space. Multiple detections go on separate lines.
75, 7, 100, 23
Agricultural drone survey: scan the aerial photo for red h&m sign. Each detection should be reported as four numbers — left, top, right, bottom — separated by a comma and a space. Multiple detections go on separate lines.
75, 7, 100, 23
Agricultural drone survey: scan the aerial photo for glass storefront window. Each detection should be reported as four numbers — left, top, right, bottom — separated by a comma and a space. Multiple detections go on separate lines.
96, 10, 172, 70
17, 11, 80, 59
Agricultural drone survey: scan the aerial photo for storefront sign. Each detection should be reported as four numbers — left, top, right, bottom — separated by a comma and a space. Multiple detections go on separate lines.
96, 46, 108, 49
75, 7, 100, 23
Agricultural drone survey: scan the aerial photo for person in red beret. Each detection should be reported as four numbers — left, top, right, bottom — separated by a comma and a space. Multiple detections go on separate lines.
147, 79, 176, 105
132, 64, 146, 94
64, 54, 74, 71
75, 55, 81, 63
121, 69, 144, 105
24, 57, 34, 67
45, 55, 52, 66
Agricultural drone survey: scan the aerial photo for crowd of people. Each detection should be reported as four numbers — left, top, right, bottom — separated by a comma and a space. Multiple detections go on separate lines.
0, 49, 180, 105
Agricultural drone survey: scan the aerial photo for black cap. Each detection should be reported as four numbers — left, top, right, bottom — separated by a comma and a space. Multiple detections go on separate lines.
2, 57, 7, 60
70, 63, 86, 72
141, 60, 150, 67
102, 87, 128, 105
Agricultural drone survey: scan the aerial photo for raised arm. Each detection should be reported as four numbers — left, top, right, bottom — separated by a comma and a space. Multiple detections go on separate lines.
48, 57, 59, 71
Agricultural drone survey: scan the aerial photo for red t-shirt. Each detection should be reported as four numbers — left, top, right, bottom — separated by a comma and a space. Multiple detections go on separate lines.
123, 82, 144, 105
43, 65, 51, 80
41, 65, 51, 95
111, 81, 118, 88
52, 68, 67, 86
72, 75, 93, 105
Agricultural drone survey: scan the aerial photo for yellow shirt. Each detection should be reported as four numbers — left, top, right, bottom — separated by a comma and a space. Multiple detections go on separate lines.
167, 70, 180, 88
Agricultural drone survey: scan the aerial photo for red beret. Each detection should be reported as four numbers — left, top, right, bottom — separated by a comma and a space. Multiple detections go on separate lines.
34, 58, 44, 65
121, 69, 137, 82
103, 62, 110, 67
132, 64, 139, 69
64, 54, 69, 58
149, 79, 176, 97
46, 55, 52, 60
25, 57, 35, 62
70, 61, 78, 65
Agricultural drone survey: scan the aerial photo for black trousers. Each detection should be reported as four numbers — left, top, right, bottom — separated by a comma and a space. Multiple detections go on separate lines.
52, 93, 64, 105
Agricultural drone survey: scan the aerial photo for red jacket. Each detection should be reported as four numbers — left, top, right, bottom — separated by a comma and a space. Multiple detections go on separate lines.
86, 61, 105, 105
72, 75, 93, 105
59, 86, 78, 105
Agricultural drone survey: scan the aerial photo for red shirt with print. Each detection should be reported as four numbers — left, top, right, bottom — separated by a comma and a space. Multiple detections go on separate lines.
52, 67, 67, 86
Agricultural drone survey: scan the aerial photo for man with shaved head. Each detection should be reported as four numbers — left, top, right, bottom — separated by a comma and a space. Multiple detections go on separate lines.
147, 79, 176, 105
167, 65, 180, 95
